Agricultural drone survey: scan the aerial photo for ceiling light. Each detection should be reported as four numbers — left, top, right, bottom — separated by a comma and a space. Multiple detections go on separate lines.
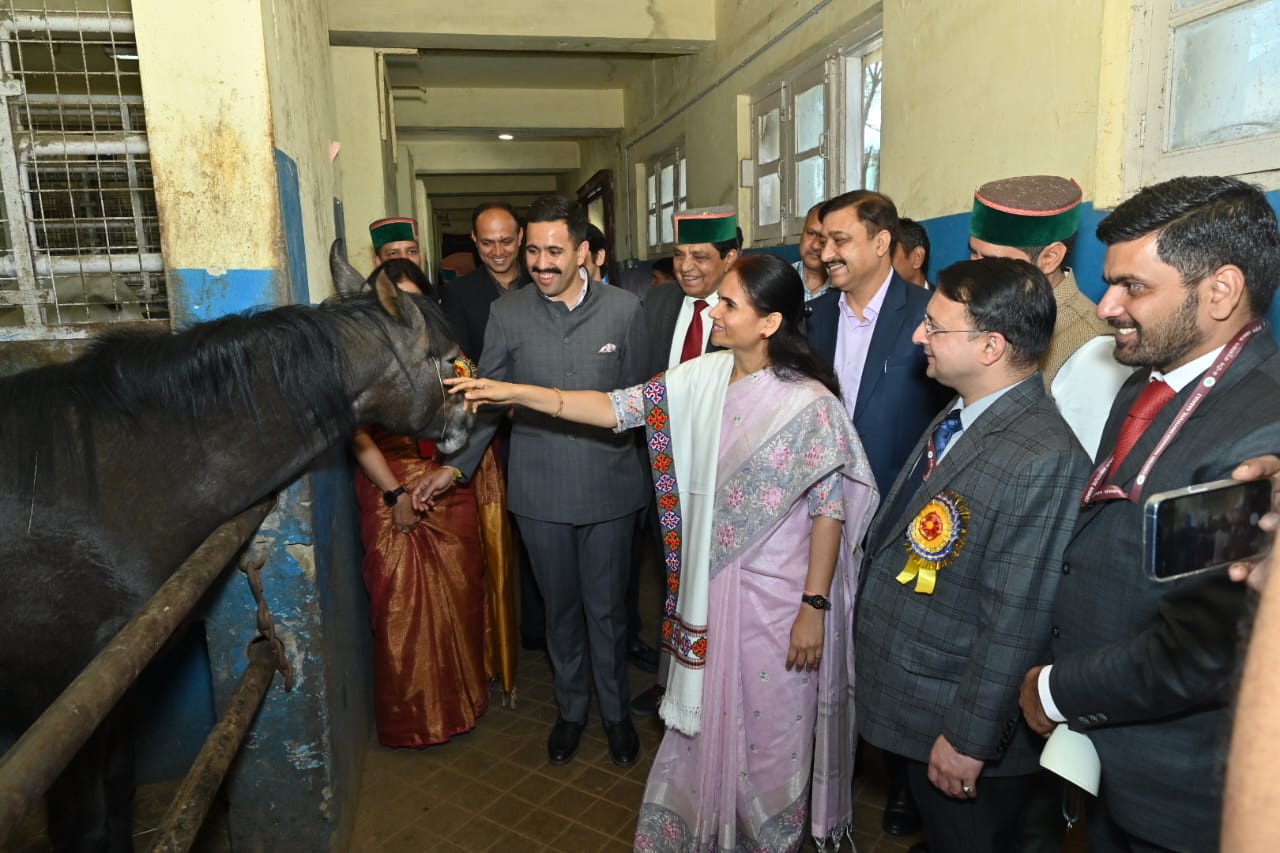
498, 133, 514, 141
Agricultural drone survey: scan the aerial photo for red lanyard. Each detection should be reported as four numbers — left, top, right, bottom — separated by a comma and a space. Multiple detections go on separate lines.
1080, 319, 1267, 507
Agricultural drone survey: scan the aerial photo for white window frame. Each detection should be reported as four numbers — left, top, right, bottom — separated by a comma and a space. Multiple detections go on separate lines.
835, 34, 882, 199
748, 25, 882, 245
645, 145, 687, 255
1125, 0, 1280, 192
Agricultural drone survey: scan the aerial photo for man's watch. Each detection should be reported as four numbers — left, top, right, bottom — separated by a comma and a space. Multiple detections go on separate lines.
801, 593, 830, 611
382, 485, 407, 507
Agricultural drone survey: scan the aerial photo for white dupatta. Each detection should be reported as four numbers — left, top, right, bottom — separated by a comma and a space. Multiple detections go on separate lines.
656, 352, 733, 735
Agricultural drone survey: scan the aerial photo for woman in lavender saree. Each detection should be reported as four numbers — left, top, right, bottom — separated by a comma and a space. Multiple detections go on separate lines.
445, 254, 878, 851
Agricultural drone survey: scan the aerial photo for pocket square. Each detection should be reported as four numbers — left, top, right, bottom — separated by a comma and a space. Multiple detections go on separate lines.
598, 343, 618, 353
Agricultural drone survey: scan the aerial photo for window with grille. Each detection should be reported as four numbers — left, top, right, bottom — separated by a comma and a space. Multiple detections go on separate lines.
749, 28, 882, 244
0, 2, 166, 340
645, 146, 687, 256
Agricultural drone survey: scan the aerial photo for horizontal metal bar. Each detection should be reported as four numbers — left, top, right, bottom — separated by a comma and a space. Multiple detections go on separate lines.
20, 134, 149, 157
21, 94, 145, 105
0, 14, 135, 37
146, 640, 279, 853
0, 498, 277, 845
0, 252, 164, 276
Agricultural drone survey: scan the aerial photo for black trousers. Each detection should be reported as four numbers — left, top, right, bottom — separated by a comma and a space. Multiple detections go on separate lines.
1086, 794, 1181, 853
903, 755, 1031, 853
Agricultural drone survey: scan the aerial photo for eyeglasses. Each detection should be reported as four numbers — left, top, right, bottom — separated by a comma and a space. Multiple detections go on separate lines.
922, 315, 990, 336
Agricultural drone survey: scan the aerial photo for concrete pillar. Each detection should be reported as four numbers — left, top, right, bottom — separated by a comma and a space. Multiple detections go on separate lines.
133, 1, 369, 850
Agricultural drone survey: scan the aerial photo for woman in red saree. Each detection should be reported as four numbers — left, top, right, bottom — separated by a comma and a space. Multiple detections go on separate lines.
352, 260, 515, 747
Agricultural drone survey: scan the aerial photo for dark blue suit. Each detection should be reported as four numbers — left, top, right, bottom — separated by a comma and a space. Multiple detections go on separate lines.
806, 271, 947, 493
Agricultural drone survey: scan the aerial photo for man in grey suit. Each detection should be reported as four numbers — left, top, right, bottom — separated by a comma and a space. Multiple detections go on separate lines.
856, 257, 1090, 853
1020, 176, 1280, 853
422, 194, 651, 767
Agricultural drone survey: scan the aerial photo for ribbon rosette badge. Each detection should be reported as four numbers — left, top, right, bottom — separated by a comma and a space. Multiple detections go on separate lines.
898, 490, 969, 594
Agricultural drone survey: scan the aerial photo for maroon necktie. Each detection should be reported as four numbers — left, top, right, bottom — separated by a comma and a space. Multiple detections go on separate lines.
679, 299, 708, 363
1110, 379, 1176, 473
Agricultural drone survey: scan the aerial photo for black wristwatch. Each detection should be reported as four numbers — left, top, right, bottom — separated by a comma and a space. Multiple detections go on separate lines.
801, 593, 830, 611
382, 485, 407, 507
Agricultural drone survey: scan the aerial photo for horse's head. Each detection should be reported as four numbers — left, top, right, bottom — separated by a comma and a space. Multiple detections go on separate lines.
330, 240, 474, 454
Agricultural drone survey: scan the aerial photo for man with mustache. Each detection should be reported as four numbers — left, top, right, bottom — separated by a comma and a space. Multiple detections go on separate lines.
425, 193, 651, 768
1019, 176, 1280, 853
795, 202, 831, 301
805, 189, 948, 838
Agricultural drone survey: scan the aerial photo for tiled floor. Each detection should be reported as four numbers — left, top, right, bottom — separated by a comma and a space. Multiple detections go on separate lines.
348, 646, 929, 853
6, 644, 1089, 852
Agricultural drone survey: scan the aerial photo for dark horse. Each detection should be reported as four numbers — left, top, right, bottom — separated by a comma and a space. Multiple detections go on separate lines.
0, 245, 471, 851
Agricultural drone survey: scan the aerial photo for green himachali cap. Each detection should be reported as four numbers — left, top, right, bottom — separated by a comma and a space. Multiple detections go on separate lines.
369, 217, 419, 251
674, 206, 738, 245
970, 175, 1083, 247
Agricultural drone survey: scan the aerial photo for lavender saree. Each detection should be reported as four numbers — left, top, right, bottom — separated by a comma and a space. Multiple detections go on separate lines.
611, 354, 878, 852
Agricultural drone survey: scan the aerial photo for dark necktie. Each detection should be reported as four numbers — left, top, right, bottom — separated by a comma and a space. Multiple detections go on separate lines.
679, 299, 708, 363
1110, 379, 1176, 473
885, 409, 963, 527
924, 409, 964, 480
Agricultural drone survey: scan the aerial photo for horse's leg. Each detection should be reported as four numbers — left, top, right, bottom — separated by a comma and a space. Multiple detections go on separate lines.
46, 706, 136, 853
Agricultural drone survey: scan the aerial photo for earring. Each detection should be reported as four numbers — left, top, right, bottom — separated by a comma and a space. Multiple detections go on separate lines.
760, 332, 768, 339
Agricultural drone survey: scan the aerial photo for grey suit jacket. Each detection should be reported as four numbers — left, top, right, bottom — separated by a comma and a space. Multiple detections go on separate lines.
446, 280, 651, 523
856, 377, 1089, 776
1049, 333, 1280, 851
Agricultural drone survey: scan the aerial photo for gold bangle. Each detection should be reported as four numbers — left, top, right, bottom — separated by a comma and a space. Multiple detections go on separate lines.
552, 387, 564, 418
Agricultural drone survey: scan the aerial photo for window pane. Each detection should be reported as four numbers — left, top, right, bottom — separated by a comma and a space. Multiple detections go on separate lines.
660, 164, 675, 207
758, 173, 781, 226
1169, 0, 1280, 150
678, 157, 687, 206
757, 107, 781, 164
796, 155, 824, 215
795, 83, 824, 153
862, 58, 883, 190
661, 202, 675, 244
647, 172, 658, 247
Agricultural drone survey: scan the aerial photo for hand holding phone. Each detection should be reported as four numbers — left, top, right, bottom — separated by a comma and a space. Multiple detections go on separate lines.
1143, 479, 1273, 582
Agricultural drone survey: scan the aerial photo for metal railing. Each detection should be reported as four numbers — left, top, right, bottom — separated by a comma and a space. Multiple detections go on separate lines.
0, 496, 285, 851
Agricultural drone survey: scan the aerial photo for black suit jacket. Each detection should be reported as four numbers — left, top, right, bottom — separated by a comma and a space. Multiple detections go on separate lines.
642, 281, 724, 378
1050, 333, 1280, 851
440, 266, 531, 362
806, 272, 948, 492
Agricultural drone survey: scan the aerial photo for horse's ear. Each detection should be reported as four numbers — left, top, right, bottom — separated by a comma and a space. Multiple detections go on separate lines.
330, 239, 366, 300
373, 271, 427, 335
373, 270, 402, 319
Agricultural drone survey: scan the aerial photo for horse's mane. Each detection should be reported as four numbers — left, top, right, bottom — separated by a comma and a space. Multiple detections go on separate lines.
0, 292, 453, 494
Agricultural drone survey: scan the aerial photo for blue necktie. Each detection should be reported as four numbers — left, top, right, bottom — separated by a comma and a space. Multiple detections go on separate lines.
925, 409, 964, 480
885, 409, 964, 527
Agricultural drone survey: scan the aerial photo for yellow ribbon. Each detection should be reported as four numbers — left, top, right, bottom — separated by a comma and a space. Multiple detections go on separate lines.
899, 490, 969, 595
896, 560, 938, 594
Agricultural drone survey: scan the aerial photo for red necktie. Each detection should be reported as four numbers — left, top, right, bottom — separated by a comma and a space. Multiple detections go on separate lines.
1110, 379, 1176, 473
679, 299, 708, 363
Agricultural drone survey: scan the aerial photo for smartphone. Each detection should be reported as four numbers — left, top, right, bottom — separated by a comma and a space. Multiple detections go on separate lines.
1143, 479, 1273, 581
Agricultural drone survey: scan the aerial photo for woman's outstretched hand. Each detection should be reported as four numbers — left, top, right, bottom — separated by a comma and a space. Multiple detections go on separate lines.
444, 376, 520, 413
